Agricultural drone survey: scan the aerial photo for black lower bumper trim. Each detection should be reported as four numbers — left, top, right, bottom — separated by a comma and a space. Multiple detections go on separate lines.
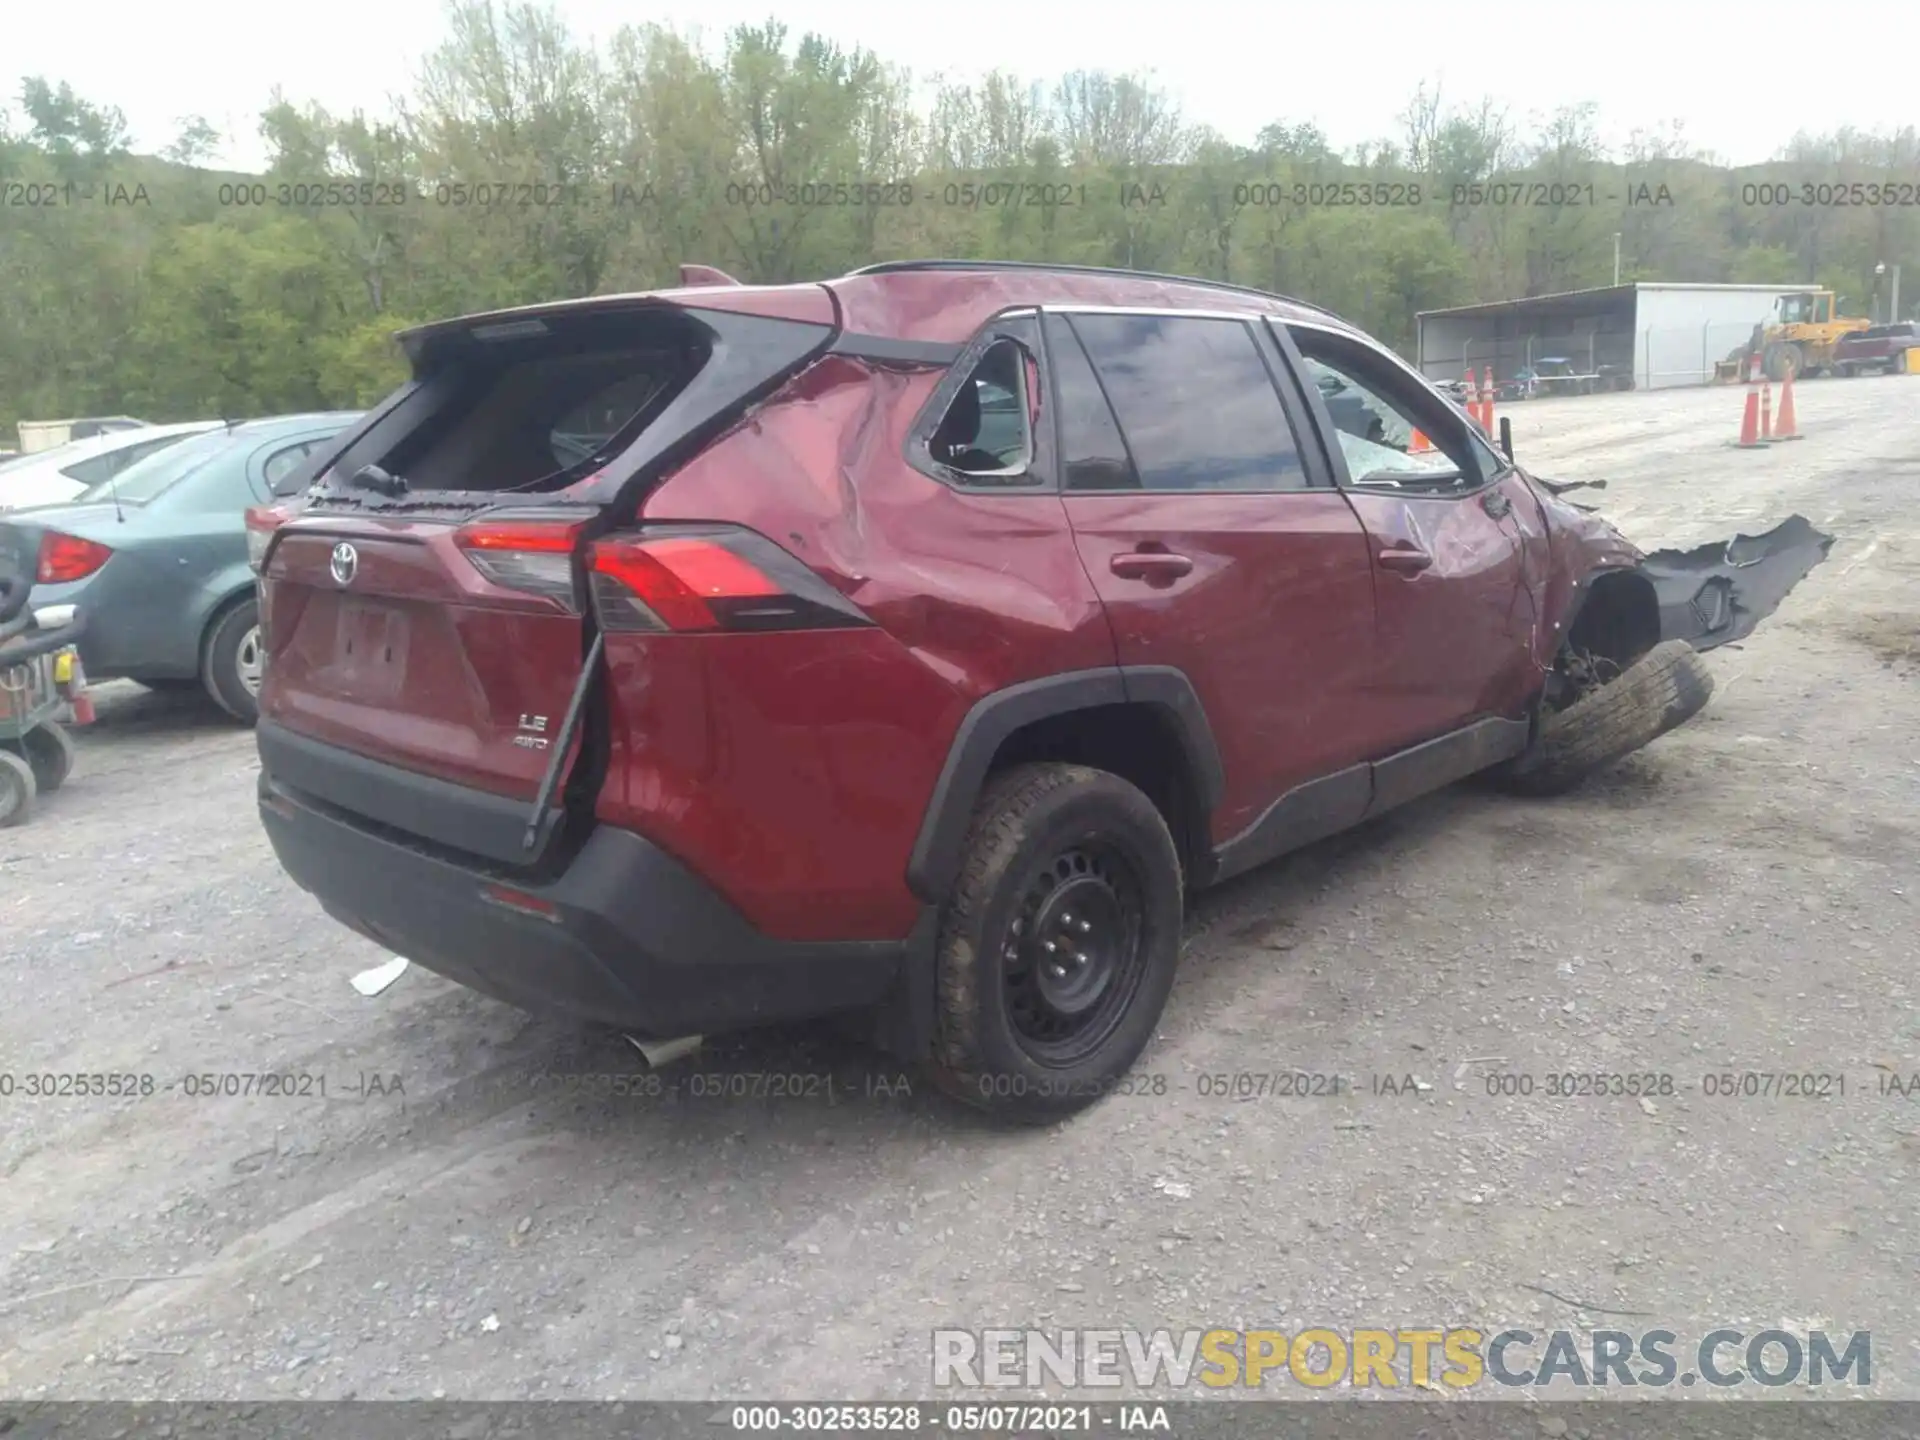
259, 772, 915, 1038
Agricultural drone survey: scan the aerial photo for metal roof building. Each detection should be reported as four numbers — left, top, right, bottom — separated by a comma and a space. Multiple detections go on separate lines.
1415, 283, 1808, 391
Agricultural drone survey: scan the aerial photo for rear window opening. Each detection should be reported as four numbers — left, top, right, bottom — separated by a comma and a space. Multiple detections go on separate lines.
360, 308, 713, 496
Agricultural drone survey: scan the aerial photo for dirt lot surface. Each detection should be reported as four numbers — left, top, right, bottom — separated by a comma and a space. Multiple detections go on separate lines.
4, 374, 1918, 1404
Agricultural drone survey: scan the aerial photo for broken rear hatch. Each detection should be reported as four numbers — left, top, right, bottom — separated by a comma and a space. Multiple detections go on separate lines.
255, 287, 837, 865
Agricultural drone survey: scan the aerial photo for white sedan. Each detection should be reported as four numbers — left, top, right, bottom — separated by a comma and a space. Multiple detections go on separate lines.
0, 422, 226, 511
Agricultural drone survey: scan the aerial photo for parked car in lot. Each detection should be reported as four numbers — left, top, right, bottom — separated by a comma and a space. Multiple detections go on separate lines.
0, 422, 223, 512
1519, 358, 1601, 396
16, 416, 152, 452
248, 260, 1822, 1123
0, 413, 360, 724
1834, 322, 1919, 376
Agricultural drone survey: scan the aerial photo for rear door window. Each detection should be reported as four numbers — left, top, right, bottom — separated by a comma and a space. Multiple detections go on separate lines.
263, 440, 320, 495
1065, 313, 1310, 492
1045, 314, 1138, 491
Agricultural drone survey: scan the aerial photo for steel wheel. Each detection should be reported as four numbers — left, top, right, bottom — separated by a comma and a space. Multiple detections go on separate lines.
1002, 839, 1148, 1066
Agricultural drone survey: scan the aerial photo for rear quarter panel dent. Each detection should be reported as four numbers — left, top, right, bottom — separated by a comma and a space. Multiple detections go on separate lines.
625, 354, 1122, 940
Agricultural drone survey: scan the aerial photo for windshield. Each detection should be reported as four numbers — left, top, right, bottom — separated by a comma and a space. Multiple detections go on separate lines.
75, 426, 233, 504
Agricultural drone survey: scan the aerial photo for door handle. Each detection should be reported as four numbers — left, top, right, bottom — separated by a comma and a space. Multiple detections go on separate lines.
1377, 546, 1433, 574
1482, 488, 1512, 519
1110, 551, 1194, 580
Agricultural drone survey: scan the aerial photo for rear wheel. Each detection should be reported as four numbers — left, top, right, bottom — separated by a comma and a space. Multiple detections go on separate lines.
202, 599, 262, 725
928, 763, 1184, 1124
0, 749, 35, 828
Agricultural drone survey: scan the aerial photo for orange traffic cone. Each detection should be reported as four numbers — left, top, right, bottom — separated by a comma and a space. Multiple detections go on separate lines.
1760, 380, 1773, 440
1463, 368, 1478, 424
1733, 383, 1769, 448
1409, 427, 1435, 453
1480, 371, 1496, 435
1773, 366, 1802, 440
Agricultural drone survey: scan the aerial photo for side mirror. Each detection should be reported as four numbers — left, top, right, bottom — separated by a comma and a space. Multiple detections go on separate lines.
1499, 416, 1513, 461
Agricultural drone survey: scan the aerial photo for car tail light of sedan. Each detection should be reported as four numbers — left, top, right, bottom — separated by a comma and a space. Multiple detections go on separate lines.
245, 504, 297, 574
36, 532, 113, 584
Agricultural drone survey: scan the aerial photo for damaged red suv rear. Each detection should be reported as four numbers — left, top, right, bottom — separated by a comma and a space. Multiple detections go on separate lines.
252, 260, 1827, 1121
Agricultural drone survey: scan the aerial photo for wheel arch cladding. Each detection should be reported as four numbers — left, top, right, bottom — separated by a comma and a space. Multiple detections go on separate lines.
905, 667, 1224, 905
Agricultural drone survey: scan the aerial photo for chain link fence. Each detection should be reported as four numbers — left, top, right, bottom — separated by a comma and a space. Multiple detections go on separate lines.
1421, 322, 1767, 392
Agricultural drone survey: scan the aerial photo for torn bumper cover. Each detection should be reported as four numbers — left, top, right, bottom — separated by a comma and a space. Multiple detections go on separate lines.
1640, 515, 1833, 652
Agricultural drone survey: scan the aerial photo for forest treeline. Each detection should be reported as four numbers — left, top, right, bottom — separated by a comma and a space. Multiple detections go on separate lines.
3, 2, 1917, 431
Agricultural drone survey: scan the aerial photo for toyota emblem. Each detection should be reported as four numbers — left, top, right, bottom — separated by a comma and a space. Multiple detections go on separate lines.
330, 542, 359, 586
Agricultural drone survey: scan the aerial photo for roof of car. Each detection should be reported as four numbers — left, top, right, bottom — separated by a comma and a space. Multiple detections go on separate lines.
403, 261, 1355, 353
15, 420, 225, 465
217, 411, 363, 435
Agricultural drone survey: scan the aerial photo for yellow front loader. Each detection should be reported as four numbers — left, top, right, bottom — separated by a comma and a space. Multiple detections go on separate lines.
1763, 291, 1870, 380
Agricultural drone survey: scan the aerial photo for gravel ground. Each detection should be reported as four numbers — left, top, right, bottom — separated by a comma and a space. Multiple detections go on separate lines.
2, 373, 1917, 1405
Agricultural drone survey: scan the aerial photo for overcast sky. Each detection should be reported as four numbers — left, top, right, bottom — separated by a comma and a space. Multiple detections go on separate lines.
10, 0, 1913, 172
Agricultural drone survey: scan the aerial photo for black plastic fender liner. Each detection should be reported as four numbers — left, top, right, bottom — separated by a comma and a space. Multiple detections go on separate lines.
1640, 515, 1834, 652
904, 666, 1224, 906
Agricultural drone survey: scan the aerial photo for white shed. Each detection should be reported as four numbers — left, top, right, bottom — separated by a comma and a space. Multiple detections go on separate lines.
1416, 283, 1808, 391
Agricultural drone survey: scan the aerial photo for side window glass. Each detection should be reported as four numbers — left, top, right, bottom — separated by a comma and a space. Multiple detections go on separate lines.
1068, 313, 1309, 492
263, 441, 317, 495
1044, 313, 1138, 491
927, 337, 1036, 482
1286, 328, 1494, 493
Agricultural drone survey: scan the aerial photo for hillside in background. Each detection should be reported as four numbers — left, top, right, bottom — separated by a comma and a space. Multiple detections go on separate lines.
3, 8, 1916, 431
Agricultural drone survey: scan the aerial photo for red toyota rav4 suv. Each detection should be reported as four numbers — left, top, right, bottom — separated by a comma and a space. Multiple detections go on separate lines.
250, 260, 1718, 1121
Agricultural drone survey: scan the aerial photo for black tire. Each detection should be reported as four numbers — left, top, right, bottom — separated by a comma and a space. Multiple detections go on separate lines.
1494, 640, 1714, 798
0, 748, 35, 828
928, 763, 1183, 1124
202, 598, 262, 725
17, 720, 75, 793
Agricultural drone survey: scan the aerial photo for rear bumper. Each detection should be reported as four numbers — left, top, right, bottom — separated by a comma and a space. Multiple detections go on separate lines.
257, 763, 921, 1039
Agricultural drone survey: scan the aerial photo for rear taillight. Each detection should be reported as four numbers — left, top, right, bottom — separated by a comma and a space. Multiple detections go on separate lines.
587, 526, 871, 634
245, 504, 295, 574
36, 532, 113, 584
454, 516, 585, 606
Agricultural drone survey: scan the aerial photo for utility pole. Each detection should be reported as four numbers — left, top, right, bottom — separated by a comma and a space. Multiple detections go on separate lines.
1613, 232, 1622, 286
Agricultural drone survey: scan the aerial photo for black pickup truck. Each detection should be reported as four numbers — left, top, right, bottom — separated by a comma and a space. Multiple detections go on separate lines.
1835, 322, 1918, 376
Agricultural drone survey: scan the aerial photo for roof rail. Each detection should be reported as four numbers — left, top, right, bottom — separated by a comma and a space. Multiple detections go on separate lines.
843, 259, 1340, 320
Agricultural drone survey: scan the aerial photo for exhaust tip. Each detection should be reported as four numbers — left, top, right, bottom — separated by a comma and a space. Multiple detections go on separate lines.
624, 1033, 703, 1069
